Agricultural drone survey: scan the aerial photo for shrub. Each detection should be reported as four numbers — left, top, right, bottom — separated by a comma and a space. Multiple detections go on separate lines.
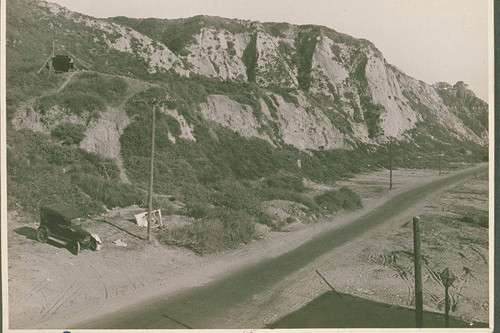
331, 44, 341, 58
64, 73, 128, 103
71, 173, 143, 209
186, 202, 210, 219
156, 208, 257, 254
265, 174, 305, 192
226, 40, 236, 56
51, 123, 86, 145
360, 97, 384, 138
258, 185, 319, 211
314, 187, 362, 212
6, 128, 129, 215
33, 74, 128, 117
211, 179, 262, 216
295, 26, 320, 91
242, 32, 259, 82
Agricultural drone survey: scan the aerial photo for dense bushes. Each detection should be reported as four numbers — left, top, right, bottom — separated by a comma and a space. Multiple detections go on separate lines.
113, 15, 249, 56
71, 173, 143, 208
295, 26, 320, 91
314, 187, 362, 212
33, 73, 128, 117
156, 207, 257, 254
360, 98, 384, 138
66, 73, 128, 102
51, 123, 86, 145
242, 32, 259, 83
7, 128, 138, 215
265, 174, 305, 193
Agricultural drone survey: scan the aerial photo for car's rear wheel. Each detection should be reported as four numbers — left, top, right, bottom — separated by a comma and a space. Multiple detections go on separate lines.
36, 228, 48, 243
70, 240, 80, 255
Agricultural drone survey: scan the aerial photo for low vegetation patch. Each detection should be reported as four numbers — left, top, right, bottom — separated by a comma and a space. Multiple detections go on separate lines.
7, 128, 143, 215
295, 26, 320, 91
51, 123, 86, 145
314, 187, 362, 212
242, 32, 259, 83
156, 207, 257, 254
33, 73, 128, 117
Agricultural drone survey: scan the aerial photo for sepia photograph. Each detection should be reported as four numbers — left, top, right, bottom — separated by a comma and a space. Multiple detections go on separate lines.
1, 0, 494, 331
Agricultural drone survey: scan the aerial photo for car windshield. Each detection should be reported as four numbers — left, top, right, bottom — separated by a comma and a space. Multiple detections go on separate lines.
70, 218, 82, 227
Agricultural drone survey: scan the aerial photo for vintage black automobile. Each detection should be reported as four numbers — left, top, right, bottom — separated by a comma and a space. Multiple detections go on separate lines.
36, 203, 98, 255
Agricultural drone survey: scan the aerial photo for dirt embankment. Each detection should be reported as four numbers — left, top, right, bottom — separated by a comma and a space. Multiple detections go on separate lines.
7, 166, 488, 328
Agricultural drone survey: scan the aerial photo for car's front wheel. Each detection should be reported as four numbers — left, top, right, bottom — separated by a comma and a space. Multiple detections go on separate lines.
89, 237, 98, 251
69, 240, 80, 255
36, 228, 48, 243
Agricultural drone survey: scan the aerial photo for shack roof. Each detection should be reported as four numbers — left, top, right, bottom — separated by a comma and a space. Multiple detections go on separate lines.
41, 203, 83, 220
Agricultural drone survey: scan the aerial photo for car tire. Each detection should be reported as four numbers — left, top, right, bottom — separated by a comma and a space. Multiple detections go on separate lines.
89, 237, 98, 251
36, 228, 48, 243
70, 240, 80, 255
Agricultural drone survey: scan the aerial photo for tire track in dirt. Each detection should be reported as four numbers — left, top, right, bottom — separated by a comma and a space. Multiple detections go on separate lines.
89, 263, 109, 300
40, 278, 79, 319
469, 245, 488, 264
11, 280, 46, 308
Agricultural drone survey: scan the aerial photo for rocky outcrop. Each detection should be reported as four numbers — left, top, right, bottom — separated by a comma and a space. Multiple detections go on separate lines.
14, 1, 488, 150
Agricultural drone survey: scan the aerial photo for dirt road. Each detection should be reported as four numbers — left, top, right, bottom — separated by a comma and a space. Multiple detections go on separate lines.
73, 165, 487, 329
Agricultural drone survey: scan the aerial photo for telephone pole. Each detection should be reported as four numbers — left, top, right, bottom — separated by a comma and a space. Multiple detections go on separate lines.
147, 102, 156, 242
413, 216, 423, 327
439, 150, 442, 176
133, 97, 172, 242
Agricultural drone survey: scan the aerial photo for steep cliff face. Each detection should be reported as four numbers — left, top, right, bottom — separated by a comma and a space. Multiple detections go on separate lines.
8, 0, 488, 153
106, 11, 488, 147
433, 81, 489, 142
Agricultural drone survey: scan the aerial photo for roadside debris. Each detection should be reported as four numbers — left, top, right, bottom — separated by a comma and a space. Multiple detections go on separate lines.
134, 209, 163, 228
114, 239, 127, 247
91, 234, 102, 251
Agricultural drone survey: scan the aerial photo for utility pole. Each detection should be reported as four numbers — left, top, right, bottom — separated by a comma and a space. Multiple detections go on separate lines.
133, 97, 173, 242
147, 101, 156, 242
439, 150, 442, 176
50, 40, 55, 76
413, 216, 423, 327
389, 138, 393, 190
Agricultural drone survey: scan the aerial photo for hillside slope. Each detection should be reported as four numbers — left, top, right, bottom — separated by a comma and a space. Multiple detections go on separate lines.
6, 0, 488, 252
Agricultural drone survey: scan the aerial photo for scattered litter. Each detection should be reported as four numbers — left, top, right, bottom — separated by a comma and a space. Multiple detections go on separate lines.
46, 278, 53, 282
91, 234, 103, 251
356, 288, 374, 295
69, 263, 74, 266
114, 239, 127, 247
135, 209, 163, 228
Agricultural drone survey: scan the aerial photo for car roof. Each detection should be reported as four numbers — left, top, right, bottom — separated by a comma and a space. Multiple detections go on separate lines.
41, 203, 83, 220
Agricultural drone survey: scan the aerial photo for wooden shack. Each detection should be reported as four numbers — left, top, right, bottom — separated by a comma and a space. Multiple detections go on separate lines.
38, 42, 90, 75
50, 55, 74, 72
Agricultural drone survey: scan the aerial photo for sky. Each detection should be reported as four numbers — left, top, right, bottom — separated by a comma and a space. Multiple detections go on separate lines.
49, 0, 490, 101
